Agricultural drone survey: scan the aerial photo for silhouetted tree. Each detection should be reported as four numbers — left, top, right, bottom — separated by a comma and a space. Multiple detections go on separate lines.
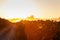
15, 21, 27, 40
56, 21, 60, 40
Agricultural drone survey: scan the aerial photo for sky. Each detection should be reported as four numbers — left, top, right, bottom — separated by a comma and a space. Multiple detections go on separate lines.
0, 0, 60, 19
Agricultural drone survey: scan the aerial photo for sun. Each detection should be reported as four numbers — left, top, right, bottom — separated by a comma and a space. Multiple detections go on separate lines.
8, 15, 40, 23
4, 12, 30, 19
8, 18, 22, 23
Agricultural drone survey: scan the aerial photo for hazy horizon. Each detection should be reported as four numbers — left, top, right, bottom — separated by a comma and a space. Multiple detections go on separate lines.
0, 0, 60, 19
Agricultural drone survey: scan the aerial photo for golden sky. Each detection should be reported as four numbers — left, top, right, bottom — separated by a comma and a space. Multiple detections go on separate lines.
0, 0, 60, 19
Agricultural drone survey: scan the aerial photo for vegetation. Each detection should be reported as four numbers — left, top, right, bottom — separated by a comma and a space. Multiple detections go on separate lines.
0, 18, 60, 40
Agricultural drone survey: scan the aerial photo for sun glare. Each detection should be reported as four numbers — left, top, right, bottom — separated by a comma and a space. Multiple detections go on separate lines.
4, 13, 29, 19
8, 15, 40, 23
9, 18, 22, 23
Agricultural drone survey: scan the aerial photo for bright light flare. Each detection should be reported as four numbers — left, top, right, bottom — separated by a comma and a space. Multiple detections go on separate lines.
8, 15, 40, 23
4, 13, 29, 19
9, 18, 22, 23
